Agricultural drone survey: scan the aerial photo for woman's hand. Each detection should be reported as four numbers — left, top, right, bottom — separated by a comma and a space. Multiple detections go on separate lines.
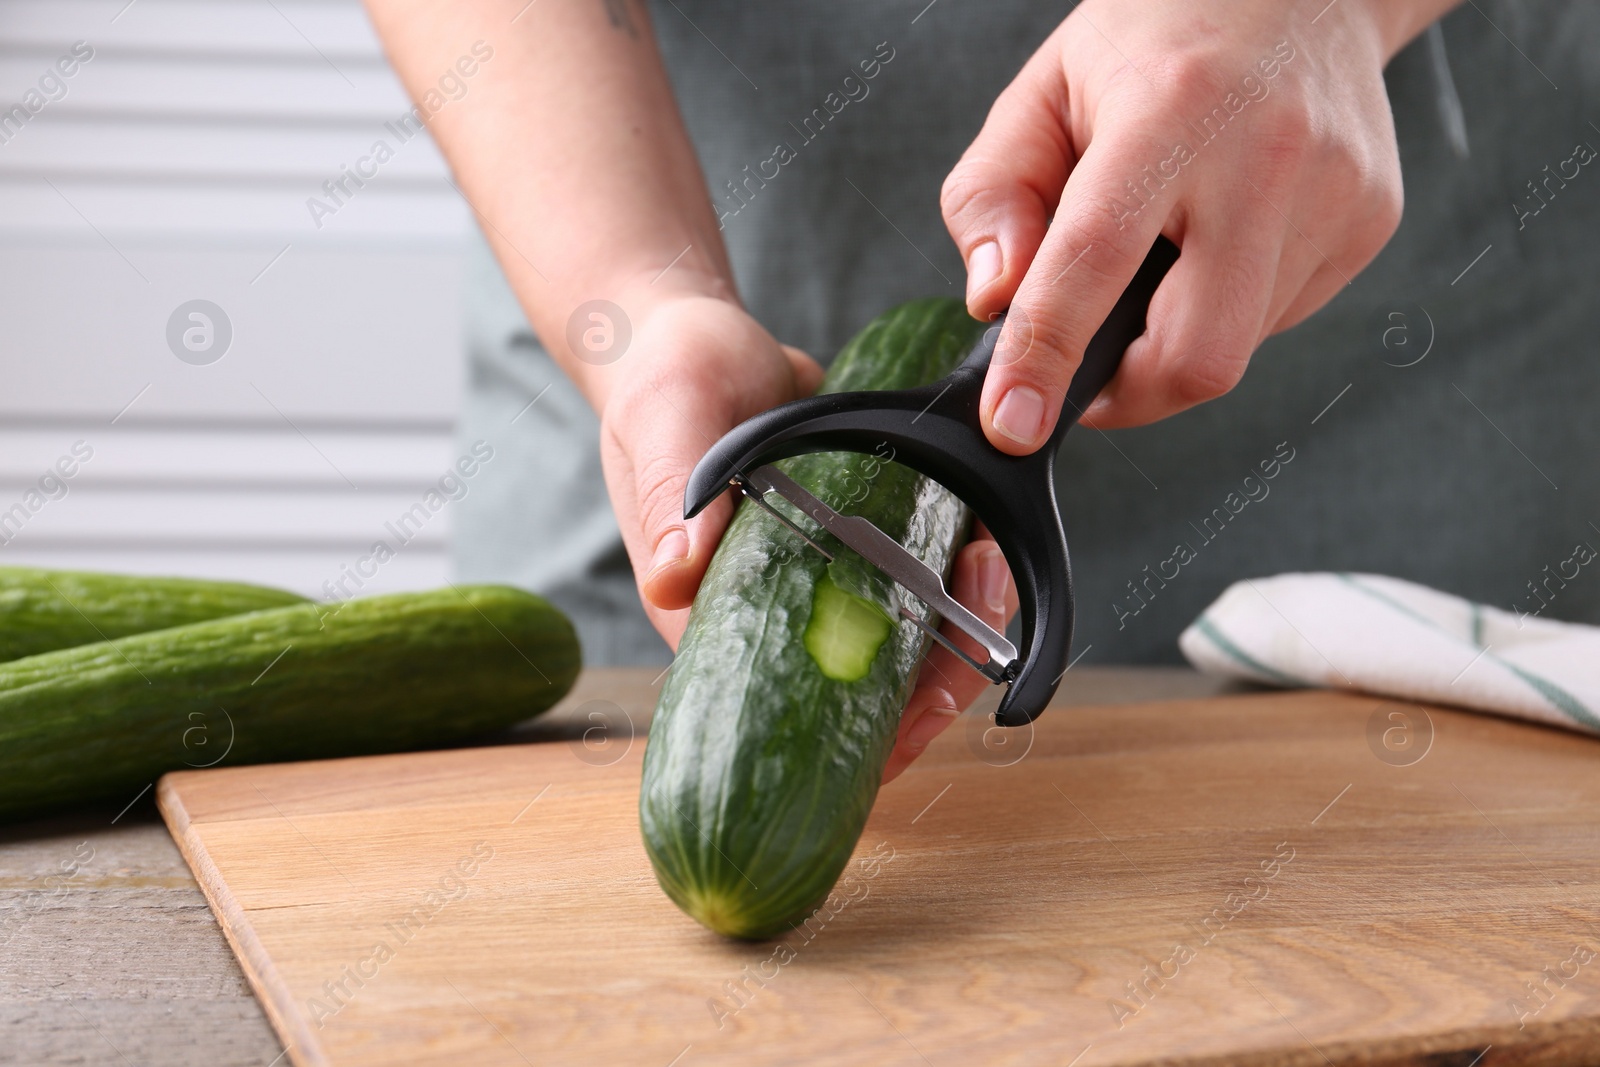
597, 291, 823, 647
941, 0, 1452, 444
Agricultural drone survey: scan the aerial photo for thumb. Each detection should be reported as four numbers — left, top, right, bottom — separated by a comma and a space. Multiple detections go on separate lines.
782, 344, 825, 396
941, 43, 1073, 322
600, 377, 734, 616
603, 338, 817, 617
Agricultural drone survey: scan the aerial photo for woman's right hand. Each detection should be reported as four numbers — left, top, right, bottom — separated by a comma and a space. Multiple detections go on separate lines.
597, 291, 824, 649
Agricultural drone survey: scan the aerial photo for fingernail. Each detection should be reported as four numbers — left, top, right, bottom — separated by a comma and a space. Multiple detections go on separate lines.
992, 385, 1046, 447
966, 241, 1002, 302
978, 544, 1009, 615
648, 527, 689, 577
906, 693, 959, 754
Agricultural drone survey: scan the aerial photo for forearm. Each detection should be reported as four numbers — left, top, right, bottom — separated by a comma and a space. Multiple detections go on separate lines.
362, 0, 732, 412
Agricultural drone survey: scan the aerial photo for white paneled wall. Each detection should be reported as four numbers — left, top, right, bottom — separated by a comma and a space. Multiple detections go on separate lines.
0, 0, 470, 598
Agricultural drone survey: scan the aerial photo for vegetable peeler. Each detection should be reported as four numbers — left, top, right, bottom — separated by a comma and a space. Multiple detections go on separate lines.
684, 236, 1179, 728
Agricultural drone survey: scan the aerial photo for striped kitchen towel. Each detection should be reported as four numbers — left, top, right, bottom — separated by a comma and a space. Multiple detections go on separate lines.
1179, 573, 1600, 735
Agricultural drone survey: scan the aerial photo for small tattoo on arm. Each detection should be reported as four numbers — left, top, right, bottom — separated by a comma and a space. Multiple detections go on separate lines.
603, 0, 638, 37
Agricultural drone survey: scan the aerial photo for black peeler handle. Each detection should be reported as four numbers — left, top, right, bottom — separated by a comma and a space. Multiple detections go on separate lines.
686, 235, 1179, 726
958, 237, 1175, 452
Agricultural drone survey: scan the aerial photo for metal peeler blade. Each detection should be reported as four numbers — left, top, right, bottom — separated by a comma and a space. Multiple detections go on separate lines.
737, 464, 1018, 683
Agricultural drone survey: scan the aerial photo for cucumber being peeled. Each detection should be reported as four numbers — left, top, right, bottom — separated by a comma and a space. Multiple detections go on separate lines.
639, 298, 980, 939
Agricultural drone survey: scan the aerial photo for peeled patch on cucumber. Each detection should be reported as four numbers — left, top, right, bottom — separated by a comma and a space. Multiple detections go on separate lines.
639, 296, 981, 940
804, 576, 893, 682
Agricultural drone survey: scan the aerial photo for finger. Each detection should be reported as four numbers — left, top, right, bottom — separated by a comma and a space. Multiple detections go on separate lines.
600, 378, 736, 616
882, 538, 1018, 785
644, 346, 816, 606
981, 123, 1181, 453
1269, 259, 1349, 335
783, 344, 825, 396
930, 538, 1020, 700
640, 599, 692, 653
1270, 160, 1401, 333
880, 684, 957, 787
941, 41, 1073, 321
1248, 231, 1337, 340
1082, 200, 1285, 430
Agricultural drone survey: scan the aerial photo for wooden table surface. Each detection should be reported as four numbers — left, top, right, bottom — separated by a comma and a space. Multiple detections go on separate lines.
0, 666, 1237, 1067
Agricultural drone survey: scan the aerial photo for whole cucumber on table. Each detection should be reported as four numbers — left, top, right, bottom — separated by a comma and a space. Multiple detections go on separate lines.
640, 297, 982, 939
0, 565, 306, 663
0, 585, 579, 823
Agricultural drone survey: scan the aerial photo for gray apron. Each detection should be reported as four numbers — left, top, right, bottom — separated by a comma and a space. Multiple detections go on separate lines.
455, 1, 1600, 666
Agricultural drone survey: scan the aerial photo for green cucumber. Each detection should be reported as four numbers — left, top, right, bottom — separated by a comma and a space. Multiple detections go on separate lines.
0, 585, 579, 823
0, 566, 306, 663
640, 297, 981, 939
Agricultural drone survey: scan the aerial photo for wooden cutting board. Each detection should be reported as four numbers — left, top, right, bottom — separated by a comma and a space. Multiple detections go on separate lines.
158, 678, 1600, 1067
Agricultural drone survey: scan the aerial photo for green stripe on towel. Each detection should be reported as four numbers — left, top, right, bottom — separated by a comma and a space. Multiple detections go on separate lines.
1505, 664, 1600, 732
1337, 573, 1599, 732
1336, 573, 1441, 632
1193, 617, 1308, 688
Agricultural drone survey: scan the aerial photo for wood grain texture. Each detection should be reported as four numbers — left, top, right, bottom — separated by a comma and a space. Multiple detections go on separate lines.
157, 685, 1600, 1067
0, 812, 284, 1067
0, 666, 1219, 1067
0, 665, 667, 1067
